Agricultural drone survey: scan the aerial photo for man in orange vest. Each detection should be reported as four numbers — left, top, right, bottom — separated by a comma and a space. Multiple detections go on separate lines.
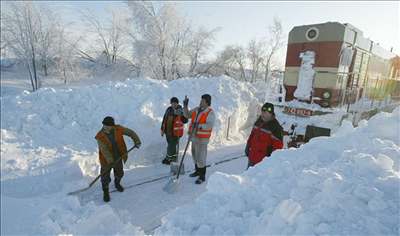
183, 94, 215, 184
95, 116, 141, 202
161, 97, 188, 165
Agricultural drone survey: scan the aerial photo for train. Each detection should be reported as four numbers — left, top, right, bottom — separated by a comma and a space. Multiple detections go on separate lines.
283, 22, 400, 108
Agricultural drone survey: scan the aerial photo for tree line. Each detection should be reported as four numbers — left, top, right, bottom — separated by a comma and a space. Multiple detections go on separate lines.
1, 1, 284, 91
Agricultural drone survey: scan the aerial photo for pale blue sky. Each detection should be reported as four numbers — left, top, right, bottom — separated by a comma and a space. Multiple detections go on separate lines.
39, 1, 399, 55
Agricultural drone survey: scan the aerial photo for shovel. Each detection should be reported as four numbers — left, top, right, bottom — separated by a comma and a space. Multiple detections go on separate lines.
164, 105, 201, 193
67, 146, 137, 195
163, 135, 192, 193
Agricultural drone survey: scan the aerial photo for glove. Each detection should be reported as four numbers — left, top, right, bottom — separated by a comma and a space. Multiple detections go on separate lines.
183, 96, 189, 107
134, 143, 141, 149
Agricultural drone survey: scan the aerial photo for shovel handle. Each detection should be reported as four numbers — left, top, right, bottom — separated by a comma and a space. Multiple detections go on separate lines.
175, 109, 202, 179
89, 146, 137, 188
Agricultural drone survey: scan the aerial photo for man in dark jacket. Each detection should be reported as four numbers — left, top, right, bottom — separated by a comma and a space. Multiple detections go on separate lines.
161, 97, 188, 165
245, 103, 283, 168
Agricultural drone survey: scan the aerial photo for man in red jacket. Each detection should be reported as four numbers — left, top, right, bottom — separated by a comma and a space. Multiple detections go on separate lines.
245, 103, 283, 168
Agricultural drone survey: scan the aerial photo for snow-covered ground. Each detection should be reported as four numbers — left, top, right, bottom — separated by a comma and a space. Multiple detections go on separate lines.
156, 108, 400, 235
1, 75, 399, 235
1, 76, 259, 234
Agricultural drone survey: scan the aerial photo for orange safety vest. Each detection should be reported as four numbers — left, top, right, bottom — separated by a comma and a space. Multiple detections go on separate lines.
95, 125, 128, 166
173, 116, 184, 137
189, 107, 213, 139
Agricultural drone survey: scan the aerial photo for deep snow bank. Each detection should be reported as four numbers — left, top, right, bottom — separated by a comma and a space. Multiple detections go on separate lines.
1, 76, 261, 234
156, 108, 400, 235
1, 76, 259, 179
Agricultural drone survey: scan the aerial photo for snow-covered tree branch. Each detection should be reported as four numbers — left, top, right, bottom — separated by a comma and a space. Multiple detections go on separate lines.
263, 17, 284, 83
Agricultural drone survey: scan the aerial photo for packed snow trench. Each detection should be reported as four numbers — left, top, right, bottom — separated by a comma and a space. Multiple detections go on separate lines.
1, 76, 399, 235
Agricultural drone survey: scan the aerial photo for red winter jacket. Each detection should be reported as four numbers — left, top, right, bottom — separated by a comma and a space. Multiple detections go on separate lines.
246, 117, 284, 165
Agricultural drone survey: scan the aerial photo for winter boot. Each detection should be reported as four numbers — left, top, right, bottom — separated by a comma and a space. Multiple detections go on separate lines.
103, 188, 110, 202
195, 167, 206, 184
115, 179, 124, 192
162, 157, 171, 165
189, 164, 199, 177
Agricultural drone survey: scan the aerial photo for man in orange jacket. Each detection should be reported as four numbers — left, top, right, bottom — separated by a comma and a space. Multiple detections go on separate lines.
245, 103, 283, 168
95, 116, 141, 202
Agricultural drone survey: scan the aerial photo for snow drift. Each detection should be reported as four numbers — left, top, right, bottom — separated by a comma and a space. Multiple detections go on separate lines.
156, 108, 400, 235
1, 76, 259, 177
1, 76, 260, 234
2, 75, 399, 235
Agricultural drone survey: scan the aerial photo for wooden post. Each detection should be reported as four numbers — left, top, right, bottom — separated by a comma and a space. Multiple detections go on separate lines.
226, 116, 231, 140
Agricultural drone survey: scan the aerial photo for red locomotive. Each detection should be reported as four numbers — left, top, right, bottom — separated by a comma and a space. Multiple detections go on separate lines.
283, 22, 400, 108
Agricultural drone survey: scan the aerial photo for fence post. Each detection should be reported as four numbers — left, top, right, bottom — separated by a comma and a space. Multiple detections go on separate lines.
226, 116, 231, 140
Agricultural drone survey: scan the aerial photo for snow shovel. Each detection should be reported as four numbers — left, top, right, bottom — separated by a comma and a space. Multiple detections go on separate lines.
164, 106, 201, 193
163, 135, 192, 194
67, 146, 138, 195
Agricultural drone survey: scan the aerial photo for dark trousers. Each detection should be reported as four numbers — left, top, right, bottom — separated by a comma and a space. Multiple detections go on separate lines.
166, 135, 179, 162
100, 159, 124, 189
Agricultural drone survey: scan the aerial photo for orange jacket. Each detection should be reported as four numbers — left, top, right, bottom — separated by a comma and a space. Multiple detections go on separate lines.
189, 107, 213, 139
95, 125, 140, 166
172, 116, 184, 137
161, 105, 188, 137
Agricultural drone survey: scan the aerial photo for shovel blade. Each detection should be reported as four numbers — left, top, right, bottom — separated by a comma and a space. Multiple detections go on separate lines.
67, 186, 90, 195
163, 177, 179, 194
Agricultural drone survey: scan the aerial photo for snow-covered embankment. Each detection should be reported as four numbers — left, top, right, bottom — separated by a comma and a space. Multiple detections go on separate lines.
156, 108, 400, 235
1, 76, 260, 234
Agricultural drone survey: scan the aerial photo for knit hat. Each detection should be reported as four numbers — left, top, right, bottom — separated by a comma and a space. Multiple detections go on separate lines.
201, 94, 211, 106
170, 97, 179, 104
261, 102, 274, 114
102, 116, 115, 126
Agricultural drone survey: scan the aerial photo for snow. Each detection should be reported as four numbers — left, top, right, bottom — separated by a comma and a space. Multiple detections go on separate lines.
1, 76, 257, 234
294, 51, 316, 101
338, 44, 354, 73
1, 74, 399, 235
156, 107, 400, 235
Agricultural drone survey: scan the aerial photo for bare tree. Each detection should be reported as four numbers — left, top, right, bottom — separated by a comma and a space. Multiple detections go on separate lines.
36, 7, 60, 77
1, 2, 68, 90
184, 26, 219, 77
80, 9, 128, 66
263, 17, 284, 83
0, 13, 9, 59
53, 29, 82, 84
2, 2, 43, 91
247, 39, 265, 82
126, 1, 190, 80
232, 46, 248, 81
214, 45, 248, 81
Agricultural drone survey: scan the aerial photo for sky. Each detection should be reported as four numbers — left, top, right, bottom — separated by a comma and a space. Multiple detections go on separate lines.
180, 1, 399, 52
7, 1, 400, 60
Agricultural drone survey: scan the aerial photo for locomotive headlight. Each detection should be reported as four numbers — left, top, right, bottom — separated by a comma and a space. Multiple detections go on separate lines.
306, 27, 319, 41
322, 91, 331, 99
